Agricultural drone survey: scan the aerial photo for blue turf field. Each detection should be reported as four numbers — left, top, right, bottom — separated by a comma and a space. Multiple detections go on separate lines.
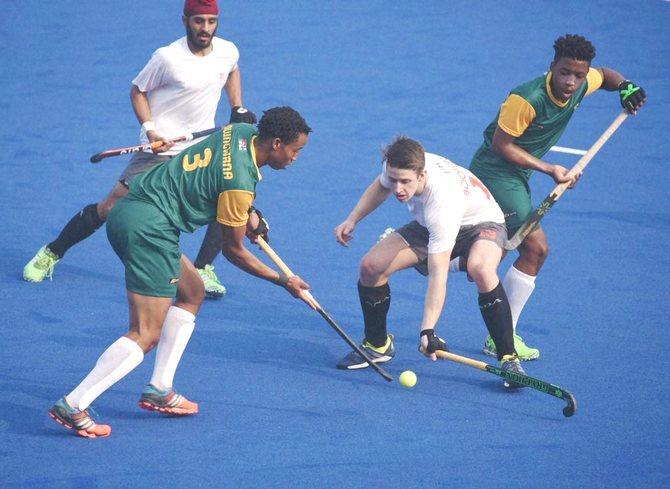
2, 1, 669, 487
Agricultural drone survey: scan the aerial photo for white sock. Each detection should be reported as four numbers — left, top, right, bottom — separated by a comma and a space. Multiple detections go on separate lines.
149, 306, 196, 392
449, 257, 461, 273
502, 265, 536, 330
65, 336, 144, 411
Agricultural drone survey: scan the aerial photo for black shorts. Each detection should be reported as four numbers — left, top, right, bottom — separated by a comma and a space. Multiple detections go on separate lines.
396, 220, 507, 276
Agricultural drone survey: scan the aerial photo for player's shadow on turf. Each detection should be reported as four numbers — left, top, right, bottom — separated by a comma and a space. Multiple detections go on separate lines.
192, 329, 390, 388
1, 380, 82, 437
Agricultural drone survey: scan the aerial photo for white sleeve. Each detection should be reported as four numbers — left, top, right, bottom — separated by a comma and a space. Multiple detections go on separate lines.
132, 49, 169, 92
425, 190, 465, 254
379, 161, 391, 189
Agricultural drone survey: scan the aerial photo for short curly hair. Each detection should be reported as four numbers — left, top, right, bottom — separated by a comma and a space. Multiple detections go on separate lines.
553, 34, 596, 63
257, 107, 312, 144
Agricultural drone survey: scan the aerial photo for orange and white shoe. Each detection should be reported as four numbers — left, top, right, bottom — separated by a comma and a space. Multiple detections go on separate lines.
48, 397, 111, 438
138, 384, 199, 415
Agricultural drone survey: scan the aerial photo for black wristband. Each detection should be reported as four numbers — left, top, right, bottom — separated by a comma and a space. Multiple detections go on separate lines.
230, 106, 257, 124
248, 207, 270, 242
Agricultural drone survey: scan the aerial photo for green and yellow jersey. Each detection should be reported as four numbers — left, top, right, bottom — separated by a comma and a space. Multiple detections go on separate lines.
470, 68, 603, 182
129, 123, 261, 232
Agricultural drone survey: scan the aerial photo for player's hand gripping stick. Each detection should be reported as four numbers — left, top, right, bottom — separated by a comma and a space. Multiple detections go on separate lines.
505, 111, 629, 250
89, 126, 222, 163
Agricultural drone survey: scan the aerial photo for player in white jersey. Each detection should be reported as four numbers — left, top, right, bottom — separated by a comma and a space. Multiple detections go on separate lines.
23, 0, 255, 298
334, 136, 525, 384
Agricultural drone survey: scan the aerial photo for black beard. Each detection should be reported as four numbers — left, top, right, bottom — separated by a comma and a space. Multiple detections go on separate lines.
186, 24, 217, 49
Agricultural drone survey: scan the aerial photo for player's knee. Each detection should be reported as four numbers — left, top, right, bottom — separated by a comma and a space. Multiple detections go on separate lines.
359, 255, 384, 284
177, 282, 205, 311
467, 261, 496, 285
521, 236, 549, 266
179, 292, 204, 311
531, 240, 549, 264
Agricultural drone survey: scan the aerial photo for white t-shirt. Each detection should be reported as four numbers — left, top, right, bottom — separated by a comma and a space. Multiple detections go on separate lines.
380, 152, 505, 254
132, 36, 239, 154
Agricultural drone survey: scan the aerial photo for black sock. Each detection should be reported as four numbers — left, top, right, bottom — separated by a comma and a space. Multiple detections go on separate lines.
358, 281, 391, 348
478, 282, 515, 360
194, 222, 224, 269
47, 203, 104, 258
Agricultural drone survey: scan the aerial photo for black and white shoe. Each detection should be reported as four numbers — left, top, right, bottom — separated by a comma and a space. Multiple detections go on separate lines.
500, 354, 527, 389
336, 334, 395, 370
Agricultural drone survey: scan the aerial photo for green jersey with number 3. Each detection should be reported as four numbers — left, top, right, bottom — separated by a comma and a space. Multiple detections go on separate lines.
129, 123, 262, 232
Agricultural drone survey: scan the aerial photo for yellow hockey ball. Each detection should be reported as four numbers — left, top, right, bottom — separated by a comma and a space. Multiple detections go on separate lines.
399, 370, 417, 388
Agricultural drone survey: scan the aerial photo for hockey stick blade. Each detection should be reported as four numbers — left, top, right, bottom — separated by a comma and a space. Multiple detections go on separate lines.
435, 350, 576, 417
485, 364, 577, 417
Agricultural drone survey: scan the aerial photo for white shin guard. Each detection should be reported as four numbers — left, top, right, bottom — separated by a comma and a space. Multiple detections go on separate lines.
65, 336, 144, 411
149, 306, 196, 392
502, 265, 536, 330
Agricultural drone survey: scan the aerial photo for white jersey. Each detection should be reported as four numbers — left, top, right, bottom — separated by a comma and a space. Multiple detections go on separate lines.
380, 152, 504, 254
132, 36, 239, 155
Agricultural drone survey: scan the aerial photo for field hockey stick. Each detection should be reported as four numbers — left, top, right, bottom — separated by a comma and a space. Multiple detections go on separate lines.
505, 111, 629, 250
434, 350, 576, 417
256, 236, 393, 382
89, 126, 222, 163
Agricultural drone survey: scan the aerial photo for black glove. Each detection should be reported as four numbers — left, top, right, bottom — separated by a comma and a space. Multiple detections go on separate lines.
248, 206, 270, 243
618, 80, 646, 113
230, 106, 257, 124
419, 329, 449, 353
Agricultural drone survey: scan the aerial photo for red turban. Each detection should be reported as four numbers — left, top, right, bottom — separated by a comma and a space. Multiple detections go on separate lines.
183, 0, 219, 16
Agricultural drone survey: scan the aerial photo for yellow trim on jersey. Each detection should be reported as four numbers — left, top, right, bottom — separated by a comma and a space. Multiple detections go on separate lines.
250, 135, 262, 181
216, 190, 254, 226
497, 94, 537, 137
584, 68, 604, 97
545, 73, 569, 108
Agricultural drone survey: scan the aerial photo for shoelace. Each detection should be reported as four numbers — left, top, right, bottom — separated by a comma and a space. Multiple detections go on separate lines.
203, 265, 218, 280
36, 255, 57, 279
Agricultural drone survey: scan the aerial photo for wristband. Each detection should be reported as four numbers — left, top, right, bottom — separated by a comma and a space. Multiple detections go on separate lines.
276, 272, 289, 285
141, 121, 156, 132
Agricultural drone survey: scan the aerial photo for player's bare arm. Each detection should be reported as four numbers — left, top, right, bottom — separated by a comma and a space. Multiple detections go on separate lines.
224, 68, 243, 108
129, 84, 174, 153
334, 177, 390, 246
492, 127, 577, 186
225, 69, 256, 123
418, 251, 451, 361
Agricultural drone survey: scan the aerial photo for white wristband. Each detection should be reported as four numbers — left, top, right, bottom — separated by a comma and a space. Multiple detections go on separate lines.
141, 121, 156, 132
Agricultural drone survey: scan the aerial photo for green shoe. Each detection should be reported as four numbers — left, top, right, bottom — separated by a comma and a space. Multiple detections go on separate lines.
23, 245, 60, 282
483, 333, 540, 361
197, 264, 227, 299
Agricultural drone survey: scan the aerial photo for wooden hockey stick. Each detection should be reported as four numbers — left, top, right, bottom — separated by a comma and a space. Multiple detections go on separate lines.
256, 237, 393, 382
434, 350, 576, 417
505, 111, 629, 250
89, 126, 222, 163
